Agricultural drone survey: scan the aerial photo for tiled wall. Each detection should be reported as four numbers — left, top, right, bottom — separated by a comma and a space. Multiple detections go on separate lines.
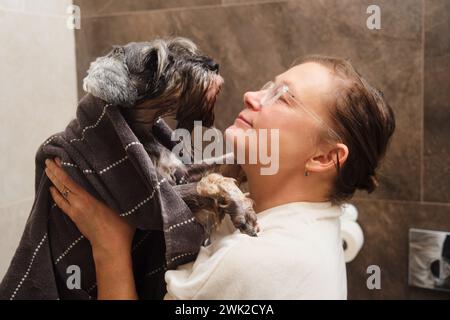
348, 0, 450, 299
0, 0, 78, 277
73, 0, 424, 201
72, 0, 450, 299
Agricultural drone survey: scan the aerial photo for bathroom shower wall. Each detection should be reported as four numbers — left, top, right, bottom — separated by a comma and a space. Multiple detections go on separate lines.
0, 0, 443, 298
0, 0, 78, 278
349, 0, 450, 299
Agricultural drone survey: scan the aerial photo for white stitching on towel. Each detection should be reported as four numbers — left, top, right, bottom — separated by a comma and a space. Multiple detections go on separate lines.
10, 233, 48, 300
125, 141, 142, 151
43, 135, 63, 147
85, 230, 158, 295
44, 104, 110, 146
145, 265, 167, 278
86, 283, 97, 294
98, 156, 128, 175
119, 178, 166, 217
42, 110, 173, 297
132, 231, 153, 252
69, 104, 111, 143
50, 204, 86, 266
54, 235, 85, 265
61, 161, 78, 168
169, 252, 196, 263
52, 178, 166, 266
61, 158, 127, 175
60, 162, 94, 174
165, 217, 196, 232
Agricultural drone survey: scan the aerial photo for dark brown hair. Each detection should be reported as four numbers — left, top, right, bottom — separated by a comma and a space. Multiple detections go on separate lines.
299, 55, 396, 203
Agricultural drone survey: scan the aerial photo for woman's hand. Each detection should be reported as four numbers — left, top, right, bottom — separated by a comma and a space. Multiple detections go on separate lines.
45, 158, 138, 299
45, 158, 135, 260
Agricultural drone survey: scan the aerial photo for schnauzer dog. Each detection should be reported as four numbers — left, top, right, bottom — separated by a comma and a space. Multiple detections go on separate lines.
83, 37, 258, 237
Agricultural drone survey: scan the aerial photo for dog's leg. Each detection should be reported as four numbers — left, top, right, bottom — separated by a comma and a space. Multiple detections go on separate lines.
184, 153, 246, 185
196, 173, 258, 236
174, 178, 258, 237
174, 183, 222, 236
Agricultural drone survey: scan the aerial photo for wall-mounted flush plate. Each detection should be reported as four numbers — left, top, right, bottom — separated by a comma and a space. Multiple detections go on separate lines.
409, 228, 450, 292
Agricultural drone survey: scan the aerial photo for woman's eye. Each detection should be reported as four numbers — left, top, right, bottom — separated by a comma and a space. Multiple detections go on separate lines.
278, 95, 290, 107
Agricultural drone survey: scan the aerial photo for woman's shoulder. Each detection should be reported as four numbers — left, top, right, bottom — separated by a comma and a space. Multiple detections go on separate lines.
190, 233, 323, 299
221, 230, 320, 274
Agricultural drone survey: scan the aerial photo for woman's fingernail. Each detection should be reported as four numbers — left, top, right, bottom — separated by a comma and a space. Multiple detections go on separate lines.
55, 158, 62, 167
45, 159, 50, 166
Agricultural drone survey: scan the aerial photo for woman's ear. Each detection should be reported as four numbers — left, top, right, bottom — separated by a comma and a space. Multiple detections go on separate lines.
305, 143, 349, 174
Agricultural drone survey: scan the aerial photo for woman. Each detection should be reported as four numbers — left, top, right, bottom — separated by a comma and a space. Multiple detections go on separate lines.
45, 55, 395, 299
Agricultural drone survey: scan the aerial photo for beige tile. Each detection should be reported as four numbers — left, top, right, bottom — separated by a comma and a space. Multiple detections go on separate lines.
0, 0, 26, 11
0, 199, 34, 279
0, 11, 78, 206
0, 0, 72, 15
24, 0, 73, 15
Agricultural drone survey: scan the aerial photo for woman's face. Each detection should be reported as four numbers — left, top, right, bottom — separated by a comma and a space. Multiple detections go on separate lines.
226, 62, 336, 175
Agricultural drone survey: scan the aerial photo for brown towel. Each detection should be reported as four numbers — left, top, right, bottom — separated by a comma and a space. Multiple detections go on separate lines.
0, 94, 205, 299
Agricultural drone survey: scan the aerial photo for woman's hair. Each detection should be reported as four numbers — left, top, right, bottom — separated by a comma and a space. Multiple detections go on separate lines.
298, 55, 396, 204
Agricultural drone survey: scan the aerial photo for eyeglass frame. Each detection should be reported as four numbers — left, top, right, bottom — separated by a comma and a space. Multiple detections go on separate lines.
258, 80, 342, 142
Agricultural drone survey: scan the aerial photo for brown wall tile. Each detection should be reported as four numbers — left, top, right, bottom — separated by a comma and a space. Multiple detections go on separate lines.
75, 0, 423, 202
424, 0, 450, 203
347, 199, 450, 299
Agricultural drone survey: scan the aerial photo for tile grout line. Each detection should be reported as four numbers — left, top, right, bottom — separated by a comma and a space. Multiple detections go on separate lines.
353, 197, 450, 208
420, 0, 425, 204
78, 0, 290, 19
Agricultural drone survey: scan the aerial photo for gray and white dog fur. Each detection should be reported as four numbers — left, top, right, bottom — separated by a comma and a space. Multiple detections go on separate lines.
83, 37, 258, 237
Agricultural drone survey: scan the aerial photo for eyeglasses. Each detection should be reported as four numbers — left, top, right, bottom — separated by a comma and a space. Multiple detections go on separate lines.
259, 81, 342, 142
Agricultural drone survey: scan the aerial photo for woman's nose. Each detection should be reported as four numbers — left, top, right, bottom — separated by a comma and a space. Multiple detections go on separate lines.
243, 91, 262, 111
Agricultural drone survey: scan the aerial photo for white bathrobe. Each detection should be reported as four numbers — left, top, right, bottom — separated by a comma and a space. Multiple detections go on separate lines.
164, 201, 347, 300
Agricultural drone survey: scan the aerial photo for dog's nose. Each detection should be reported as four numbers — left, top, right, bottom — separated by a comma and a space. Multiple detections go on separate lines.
204, 58, 219, 73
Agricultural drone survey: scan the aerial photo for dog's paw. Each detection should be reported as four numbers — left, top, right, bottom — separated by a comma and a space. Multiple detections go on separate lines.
196, 173, 224, 197
197, 173, 259, 237
224, 196, 259, 237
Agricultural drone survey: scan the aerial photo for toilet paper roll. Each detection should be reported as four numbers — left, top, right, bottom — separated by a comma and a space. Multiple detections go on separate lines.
341, 220, 364, 263
340, 203, 358, 222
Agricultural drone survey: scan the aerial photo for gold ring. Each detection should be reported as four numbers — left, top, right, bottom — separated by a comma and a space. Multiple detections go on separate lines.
62, 186, 70, 199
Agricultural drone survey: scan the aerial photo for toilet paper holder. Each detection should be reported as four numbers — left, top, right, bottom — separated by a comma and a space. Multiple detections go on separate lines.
409, 228, 450, 292
340, 204, 364, 263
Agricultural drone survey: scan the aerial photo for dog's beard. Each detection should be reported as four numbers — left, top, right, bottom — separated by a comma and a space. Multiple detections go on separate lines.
201, 74, 224, 126
83, 56, 138, 107
175, 74, 224, 131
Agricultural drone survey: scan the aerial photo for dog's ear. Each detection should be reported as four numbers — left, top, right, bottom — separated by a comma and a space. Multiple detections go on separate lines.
82, 46, 138, 107
141, 46, 160, 92
143, 46, 159, 71
142, 41, 170, 84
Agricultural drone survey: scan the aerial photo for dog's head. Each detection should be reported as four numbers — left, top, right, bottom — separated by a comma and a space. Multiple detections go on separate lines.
83, 37, 223, 131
